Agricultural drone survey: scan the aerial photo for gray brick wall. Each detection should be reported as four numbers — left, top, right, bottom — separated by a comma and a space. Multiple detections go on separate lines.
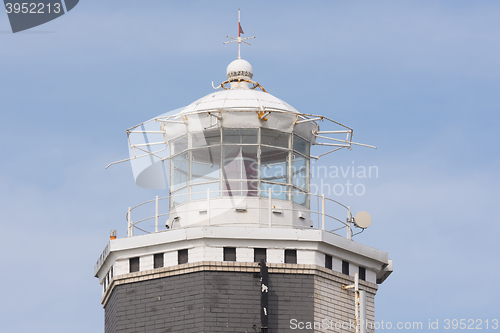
268, 273, 314, 332
105, 271, 314, 333
105, 287, 117, 333
313, 274, 376, 333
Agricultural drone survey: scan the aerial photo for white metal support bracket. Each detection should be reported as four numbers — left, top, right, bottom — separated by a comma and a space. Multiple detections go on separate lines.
342, 273, 366, 333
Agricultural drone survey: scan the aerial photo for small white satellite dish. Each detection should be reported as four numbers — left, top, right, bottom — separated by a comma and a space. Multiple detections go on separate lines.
354, 211, 372, 229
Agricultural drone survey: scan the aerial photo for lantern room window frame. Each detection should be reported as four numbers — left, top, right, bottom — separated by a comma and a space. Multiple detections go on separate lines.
169, 127, 310, 208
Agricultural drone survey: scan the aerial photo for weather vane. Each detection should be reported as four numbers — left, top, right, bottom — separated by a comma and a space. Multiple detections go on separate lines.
223, 9, 255, 59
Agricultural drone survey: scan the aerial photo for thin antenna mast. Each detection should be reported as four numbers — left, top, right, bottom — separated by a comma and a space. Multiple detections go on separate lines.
238, 9, 242, 58
224, 9, 255, 59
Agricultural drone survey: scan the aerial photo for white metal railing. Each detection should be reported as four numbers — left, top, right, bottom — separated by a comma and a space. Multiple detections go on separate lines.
124, 188, 357, 240
94, 243, 109, 276
106, 108, 377, 169
94, 190, 360, 276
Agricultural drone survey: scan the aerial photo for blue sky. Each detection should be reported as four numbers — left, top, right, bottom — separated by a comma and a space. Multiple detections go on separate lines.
1, 1, 499, 332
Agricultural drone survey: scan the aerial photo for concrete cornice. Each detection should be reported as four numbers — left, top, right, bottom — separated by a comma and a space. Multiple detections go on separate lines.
96, 226, 389, 278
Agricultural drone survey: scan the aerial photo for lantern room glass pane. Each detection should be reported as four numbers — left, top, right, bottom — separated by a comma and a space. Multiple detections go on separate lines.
191, 146, 221, 184
261, 129, 290, 148
192, 130, 221, 148
223, 145, 258, 180
171, 153, 189, 190
292, 155, 309, 190
190, 182, 220, 201
171, 187, 188, 206
293, 134, 310, 156
260, 182, 288, 200
223, 128, 258, 144
292, 189, 309, 208
223, 180, 258, 197
260, 146, 289, 183
171, 135, 188, 155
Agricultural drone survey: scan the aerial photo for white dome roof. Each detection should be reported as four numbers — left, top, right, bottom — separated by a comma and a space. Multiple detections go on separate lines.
166, 58, 314, 139
181, 88, 298, 114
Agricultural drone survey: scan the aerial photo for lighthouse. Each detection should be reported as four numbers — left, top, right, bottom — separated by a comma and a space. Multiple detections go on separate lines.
95, 17, 393, 333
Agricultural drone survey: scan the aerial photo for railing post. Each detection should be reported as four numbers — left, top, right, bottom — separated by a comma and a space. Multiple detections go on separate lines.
354, 273, 359, 333
127, 207, 132, 237
321, 194, 325, 230
155, 196, 159, 233
347, 206, 352, 240
359, 290, 367, 333
268, 188, 272, 227
207, 188, 210, 226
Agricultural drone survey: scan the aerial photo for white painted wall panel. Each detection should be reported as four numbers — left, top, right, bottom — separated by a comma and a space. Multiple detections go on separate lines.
267, 249, 284, 263
140, 255, 153, 271
236, 247, 254, 262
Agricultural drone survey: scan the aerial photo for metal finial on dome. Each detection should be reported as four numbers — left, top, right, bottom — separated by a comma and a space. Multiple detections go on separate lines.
226, 58, 253, 80
223, 9, 255, 59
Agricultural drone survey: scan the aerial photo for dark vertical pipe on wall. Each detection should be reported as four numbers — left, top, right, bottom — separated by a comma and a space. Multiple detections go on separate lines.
260, 259, 269, 332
